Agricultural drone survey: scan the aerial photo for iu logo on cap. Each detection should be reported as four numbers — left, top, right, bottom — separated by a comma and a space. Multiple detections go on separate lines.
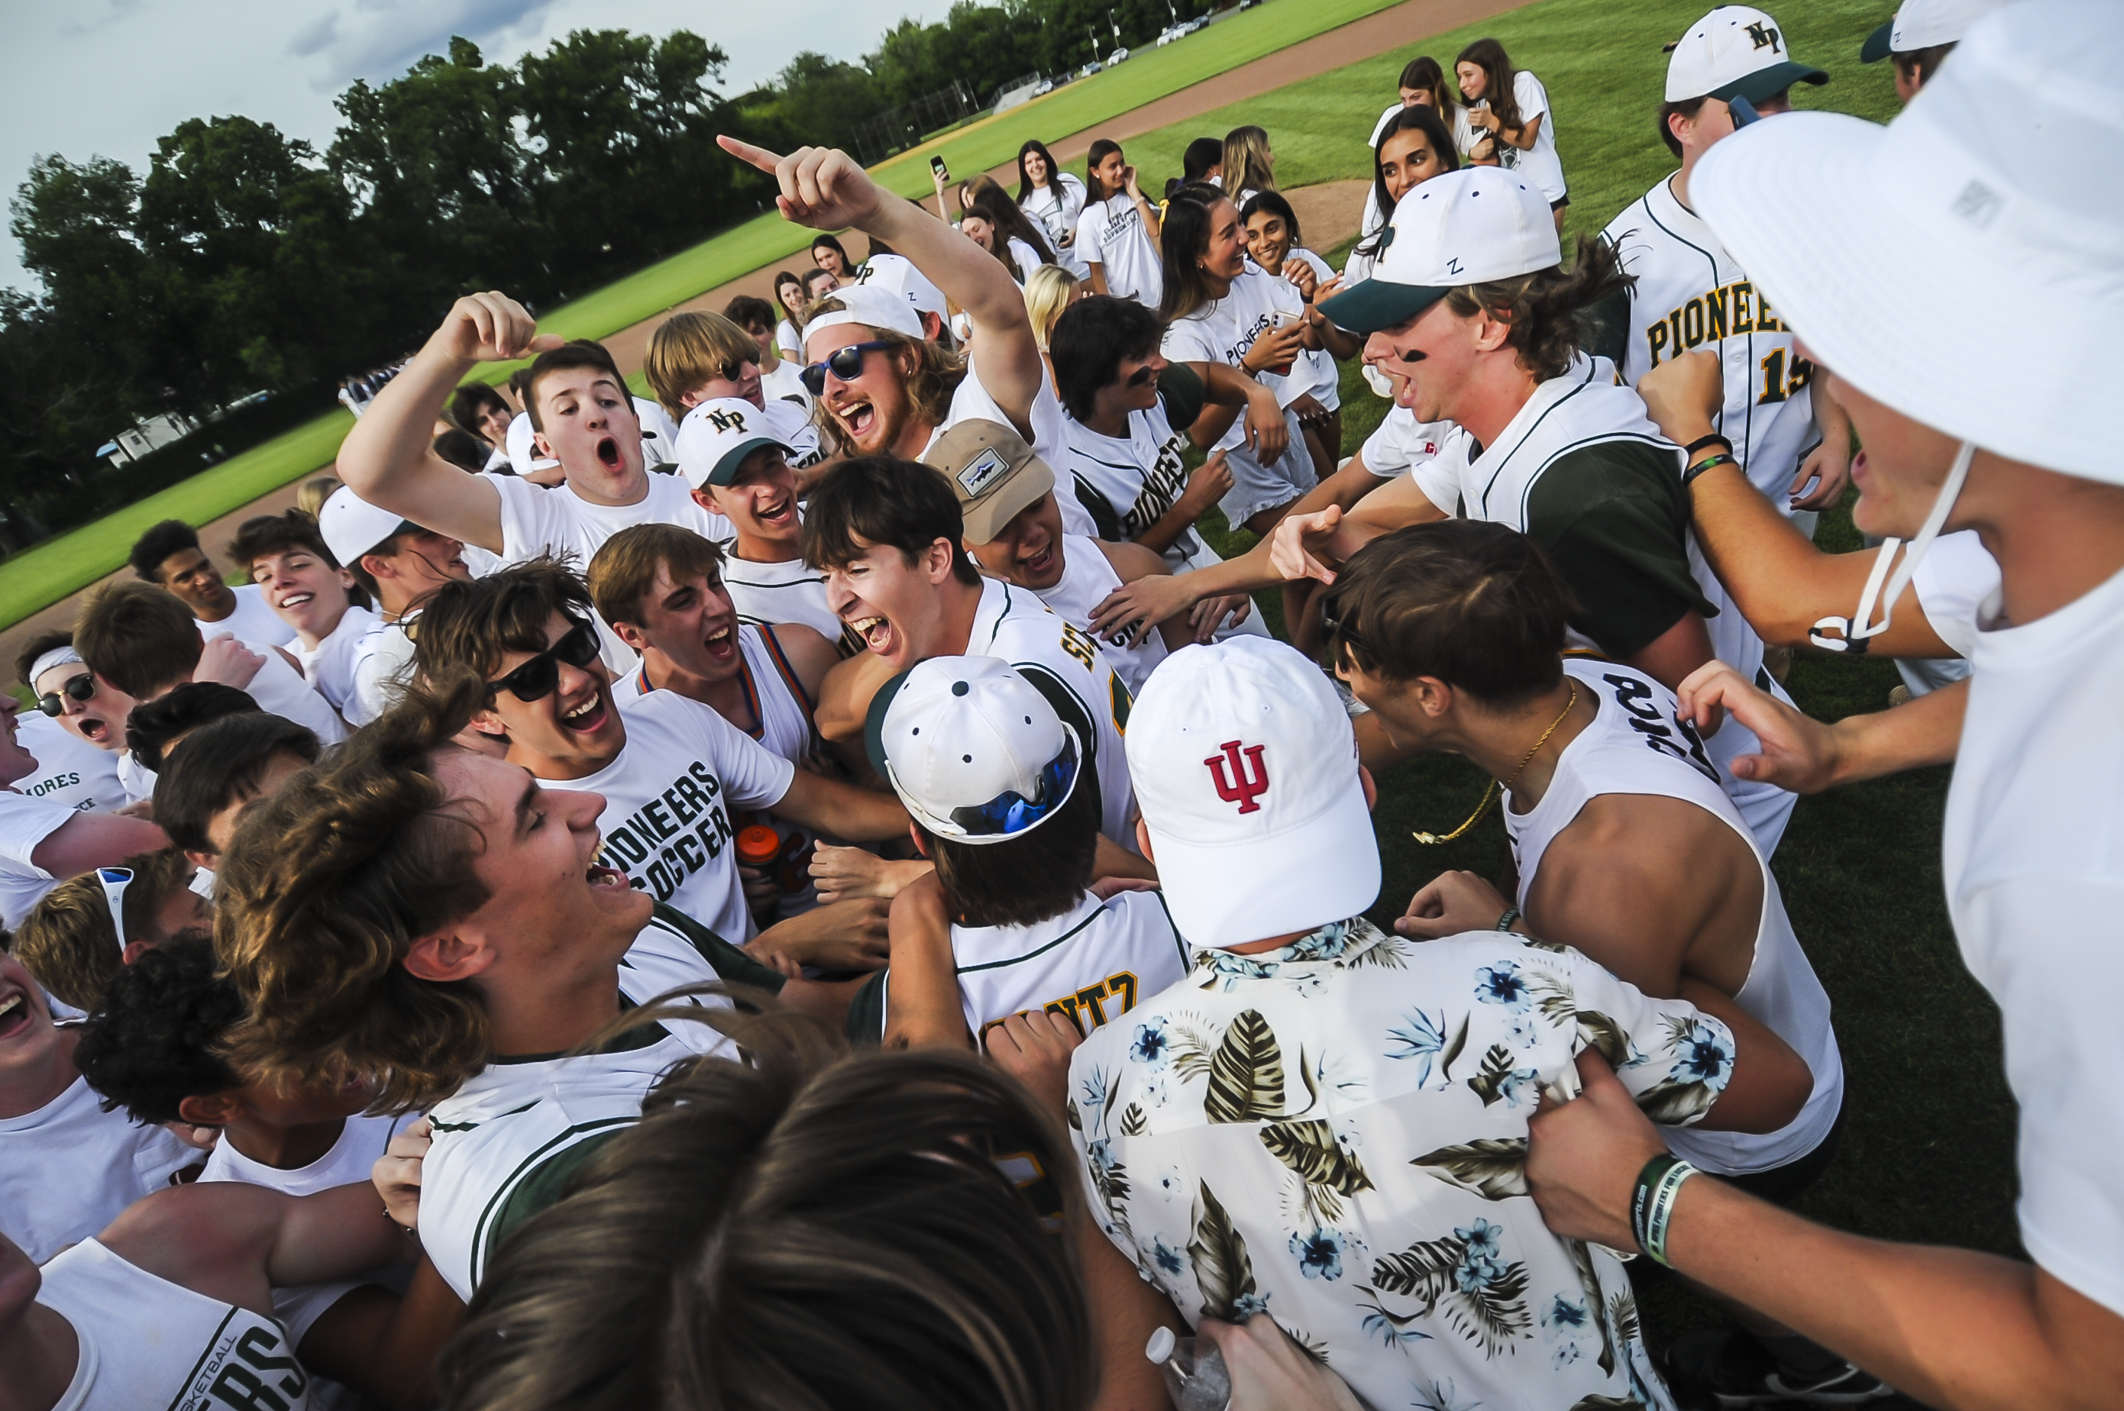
1205, 740, 1269, 814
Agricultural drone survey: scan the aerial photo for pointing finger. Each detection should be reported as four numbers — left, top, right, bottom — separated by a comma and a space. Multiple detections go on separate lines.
717, 134, 786, 174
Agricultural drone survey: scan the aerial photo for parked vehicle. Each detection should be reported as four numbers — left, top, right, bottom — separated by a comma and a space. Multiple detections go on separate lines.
1078, 60, 1103, 76
1107, 47, 1131, 64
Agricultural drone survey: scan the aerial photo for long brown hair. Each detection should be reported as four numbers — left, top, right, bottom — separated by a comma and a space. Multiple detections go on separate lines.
1156, 183, 1234, 324
440, 1010, 1098, 1411
1457, 37, 1524, 130
1221, 125, 1276, 197
1400, 55, 1459, 123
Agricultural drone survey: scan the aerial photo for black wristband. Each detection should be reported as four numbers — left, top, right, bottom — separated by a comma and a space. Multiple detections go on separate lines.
1683, 452, 1737, 486
1684, 433, 1733, 457
1630, 1152, 1682, 1255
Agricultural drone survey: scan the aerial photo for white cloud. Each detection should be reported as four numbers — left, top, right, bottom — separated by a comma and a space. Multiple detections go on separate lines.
0, 0, 959, 293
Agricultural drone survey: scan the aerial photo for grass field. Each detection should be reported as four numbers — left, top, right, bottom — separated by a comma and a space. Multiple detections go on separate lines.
0, 0, 1413, 630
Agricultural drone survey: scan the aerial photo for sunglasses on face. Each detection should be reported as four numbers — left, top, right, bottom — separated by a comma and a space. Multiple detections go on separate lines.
801, 341, 893, 396
947, 738, 1080, 839
1124, 364, 1158, 388
489, 619, 602, 703
1320, 601, 1369, 661
37, 674, 96, 716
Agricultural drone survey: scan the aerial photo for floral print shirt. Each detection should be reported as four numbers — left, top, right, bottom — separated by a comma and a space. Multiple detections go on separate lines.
1067, 918, 1739, 1411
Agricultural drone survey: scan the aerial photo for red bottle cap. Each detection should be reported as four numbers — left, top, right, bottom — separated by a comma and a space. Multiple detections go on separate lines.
735, 825, 782, 868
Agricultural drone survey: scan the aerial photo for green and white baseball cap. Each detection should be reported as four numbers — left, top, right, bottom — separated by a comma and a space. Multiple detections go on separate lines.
673, 398, 792, 490
1861, 0, 2015, 62
1694, 0, 2123, 485
1317, 166, 1560, 335
1666, 6, 1828, 103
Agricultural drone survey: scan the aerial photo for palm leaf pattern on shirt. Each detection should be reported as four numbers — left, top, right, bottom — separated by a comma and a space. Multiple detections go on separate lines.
1188, 1182, 1261, 1320
1261, 1118, 1375, 1222
1370, 1225, 1534, 1358
1564, 1237, 1618, 1376
1468, 1043, 1519, 1107
1526, 968, 1579, 1024
1575, 1009, 1634, 1071
1568, 1399, 1649, 1410
1409, 1138, 1529, 1200
1204, 1008, 1286, 1123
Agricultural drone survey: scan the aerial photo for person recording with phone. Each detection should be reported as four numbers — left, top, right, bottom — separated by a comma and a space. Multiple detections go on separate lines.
1073, 140, 1163, 310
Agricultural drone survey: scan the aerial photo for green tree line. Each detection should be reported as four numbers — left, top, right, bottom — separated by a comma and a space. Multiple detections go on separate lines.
0, 0, 1216, 547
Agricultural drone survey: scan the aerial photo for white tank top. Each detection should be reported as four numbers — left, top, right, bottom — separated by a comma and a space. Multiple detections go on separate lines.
1505, 660, 1843, 1175
38, 1238, 311, 1411
1028, 536, 1169, 695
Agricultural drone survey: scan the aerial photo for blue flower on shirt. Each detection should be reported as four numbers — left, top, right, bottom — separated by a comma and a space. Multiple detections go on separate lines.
1452, 1218, 1510, 1292
1458, 1218, 1504, 1260
1675, 1021, 1735, 1085
1540, 1293, 1591, 1368
1232, 1290, 1272, 1319
1474, 961, 1531, 1012
1387, 1007, 1454, 1088
1129, 1018, 1171, 1068
1087, 1138, 1120, 1174
1152, 1234, 1186, 1276
1283, 920, 1356, 963
1195, 949, 1279, 990
1496, 1066, 1542, 1109
1289, 1227, 1350, 1281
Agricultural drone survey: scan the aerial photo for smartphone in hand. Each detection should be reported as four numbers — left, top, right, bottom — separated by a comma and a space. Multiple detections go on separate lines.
931, 155, 950, 181
1728, 95, 1762, 127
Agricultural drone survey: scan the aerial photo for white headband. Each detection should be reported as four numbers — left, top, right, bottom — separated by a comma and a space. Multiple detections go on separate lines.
29, 646, 83, 685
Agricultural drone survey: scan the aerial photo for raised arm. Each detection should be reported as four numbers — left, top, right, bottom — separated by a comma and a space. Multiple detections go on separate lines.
1678, 661, 1965, 794
32, 811, 168, 880
335, 293, 561, 554
720, 138, 1046, 441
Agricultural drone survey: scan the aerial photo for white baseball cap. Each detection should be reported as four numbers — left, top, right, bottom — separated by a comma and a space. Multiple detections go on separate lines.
1694, 0, 2124, 485
802, 283, 925, 347
319, 486, 417, 567
674, 398, 792, 490
1317, 167, 1560, 334
1862, 0, 2014, 61
1127, 636, 1380, 948
853, 252, 949, 326
1666, 6, 1829, 102
866, 655, 1083, 845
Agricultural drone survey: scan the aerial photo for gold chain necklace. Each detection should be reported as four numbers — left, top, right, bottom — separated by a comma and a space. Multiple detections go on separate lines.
1413, 682, 1579, 845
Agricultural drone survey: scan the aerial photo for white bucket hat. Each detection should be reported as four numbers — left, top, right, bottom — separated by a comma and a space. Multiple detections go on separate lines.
1126, 636, 1379, 948
1693, 0, 2123, 486
1861, 0, 2017, 62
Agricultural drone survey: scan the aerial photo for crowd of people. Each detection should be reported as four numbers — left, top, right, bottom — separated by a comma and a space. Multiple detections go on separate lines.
1, 2, 2117, 1408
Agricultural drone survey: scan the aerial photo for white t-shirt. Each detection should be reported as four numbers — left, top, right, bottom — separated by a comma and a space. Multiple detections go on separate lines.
543, 689, 797, 942
37, 1238, 313, 1411
1058, 401, 1222, 575
1283, 249, 1341, 410
197, 584, 297, 649
1941, 561, 2124, 1319
950, 890, 1188, 1040
293, 605, 380, 725
1075, 193, 1163, 310
1909, 529, 2000, 660
0, 789, 80, 928
1022, 173, 1091, 278
759, 358, 814, 412
635, 397, 681, 470
775, 318, 803, 361
419, 910, 741, 1300
230, 641, 348, 747
1495, 70, 1566, 201
1161, 269, 1316, 527
13, 713, 125, 815
747, 393, 825, 470
926, 359, 1097, 540
504, 412, 544, 475
350, 617, 417, 725
1004, 236, 1047, 286
1359, 406, 1465, 517
0, 1072, 194, 1263
199, 1113, 402, 1344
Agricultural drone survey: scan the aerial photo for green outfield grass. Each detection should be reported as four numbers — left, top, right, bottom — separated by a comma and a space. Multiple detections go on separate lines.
0, 0, 1416, 630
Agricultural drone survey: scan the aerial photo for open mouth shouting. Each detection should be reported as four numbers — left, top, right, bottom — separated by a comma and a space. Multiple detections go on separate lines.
586, 849, 631, 893
751, 491, 796, 533
555, 687, 613, 739
829, 394, 880, 447
702, 621, 738, 666
0, 981, 41, 1043
74, 712, 111, 746
848, 613, 898, 660
594, 435, 623, 471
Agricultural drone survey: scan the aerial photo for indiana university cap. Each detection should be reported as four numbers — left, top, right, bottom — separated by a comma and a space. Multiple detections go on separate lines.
318, 486, 417, 567
867, 655, 1083, 845
1126, 636, 1380, 948
1666, 6, 1828, 103
802, 283, 925, 347
1317, 166, 1560, 335
922, 419, 1056, 544
1694, 0, 2124, 486
673, 398, 791, 490
1862, 0, 2015, 62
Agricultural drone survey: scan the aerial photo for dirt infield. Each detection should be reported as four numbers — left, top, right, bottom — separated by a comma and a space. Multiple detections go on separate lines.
2, 0, 1518, 674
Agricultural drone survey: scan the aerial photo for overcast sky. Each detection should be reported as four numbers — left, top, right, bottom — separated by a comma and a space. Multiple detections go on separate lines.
0, 0, 953, 293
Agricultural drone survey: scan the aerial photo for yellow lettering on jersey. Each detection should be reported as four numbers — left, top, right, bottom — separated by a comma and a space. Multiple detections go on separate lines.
985, 970, 1147, 1044
1731, 281, 1755, 333
1109, 672, 1132, 736
1645, 318, 1670, 366
1706, 285, 1730, 342
1755, 288, 1785, 333
1681, 296, 1706, 349
1058, 622, 1097, 671
1651, 280, 1785, 366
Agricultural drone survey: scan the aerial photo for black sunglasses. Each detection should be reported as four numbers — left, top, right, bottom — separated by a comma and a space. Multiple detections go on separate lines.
37, 674, 96, 716
801, 341, 893, 396
490, 619, 602, 703
1320, 600, 1368, 661
1124, 364, 1158, 388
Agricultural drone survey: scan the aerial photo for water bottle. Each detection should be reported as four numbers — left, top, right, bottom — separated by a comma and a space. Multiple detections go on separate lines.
1145, 1327, 1231, 1411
